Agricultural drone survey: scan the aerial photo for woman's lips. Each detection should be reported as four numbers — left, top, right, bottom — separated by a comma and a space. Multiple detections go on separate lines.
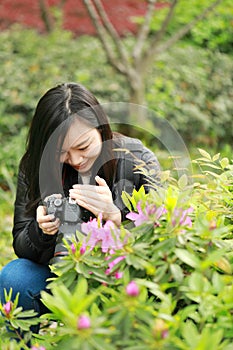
74, 161, 88, 171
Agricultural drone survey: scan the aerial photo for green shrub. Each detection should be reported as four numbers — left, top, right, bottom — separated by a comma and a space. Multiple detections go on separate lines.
148, 0, 233, 53
1, 150, 232, 349
147, 46, 233, 148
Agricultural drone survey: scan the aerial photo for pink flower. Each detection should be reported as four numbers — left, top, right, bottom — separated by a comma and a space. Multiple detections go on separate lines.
77, 315, 91, 329
162, 329, 169, 339
172, 207, 193, 228
108, 256, 126, 270
126, 202, 148, 226
80, 244, 86, 255
126, 202, 166, 226
70, 243, 76, 254
3, 301, 12, 316
81, 215, 125, 253
115, 271, 123, 279
31, 346, 46, 350
105, 255, 126, 275
126, 281, 139, 296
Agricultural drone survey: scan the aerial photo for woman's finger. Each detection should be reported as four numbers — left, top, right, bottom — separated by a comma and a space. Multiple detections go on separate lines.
95, 175, 108, 187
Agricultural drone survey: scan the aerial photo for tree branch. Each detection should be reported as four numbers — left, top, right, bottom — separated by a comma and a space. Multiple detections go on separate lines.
150, 0, 178, 48
158, 0, 223, 53
143, 0, 223, 70
93, 0, 129, 64
83, 0, 130, 75
132, 0, 158, 62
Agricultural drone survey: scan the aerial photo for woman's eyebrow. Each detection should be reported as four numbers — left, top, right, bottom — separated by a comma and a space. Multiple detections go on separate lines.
72, 137, 90, 148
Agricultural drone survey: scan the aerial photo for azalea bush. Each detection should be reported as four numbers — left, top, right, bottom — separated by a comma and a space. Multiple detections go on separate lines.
0, 149, 233, 350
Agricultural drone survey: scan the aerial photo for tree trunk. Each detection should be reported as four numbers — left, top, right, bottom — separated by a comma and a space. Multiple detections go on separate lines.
117, 73, 149, 137
39, 0, 54, 32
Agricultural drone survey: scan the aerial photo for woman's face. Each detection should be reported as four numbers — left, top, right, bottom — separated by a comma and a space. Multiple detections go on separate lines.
60, 118, 102, 174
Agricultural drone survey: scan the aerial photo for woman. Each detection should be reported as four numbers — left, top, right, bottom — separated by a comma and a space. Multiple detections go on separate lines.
0, 82, 160, 325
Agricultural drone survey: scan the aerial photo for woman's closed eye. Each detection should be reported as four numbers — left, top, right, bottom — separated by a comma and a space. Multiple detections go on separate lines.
77, 144, 89, 151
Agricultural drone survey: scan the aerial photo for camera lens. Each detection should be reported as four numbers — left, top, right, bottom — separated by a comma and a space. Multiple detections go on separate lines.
54, 198, 63, 207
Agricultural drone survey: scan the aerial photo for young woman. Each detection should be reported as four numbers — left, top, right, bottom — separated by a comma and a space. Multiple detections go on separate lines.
0, 82, 160, 327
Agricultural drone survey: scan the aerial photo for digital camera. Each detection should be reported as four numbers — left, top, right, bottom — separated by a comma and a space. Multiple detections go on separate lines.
46, 196, 82, 232
46, 196, 83, 263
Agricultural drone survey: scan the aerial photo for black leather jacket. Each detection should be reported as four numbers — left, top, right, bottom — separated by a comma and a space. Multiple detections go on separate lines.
12, 135, 160, 264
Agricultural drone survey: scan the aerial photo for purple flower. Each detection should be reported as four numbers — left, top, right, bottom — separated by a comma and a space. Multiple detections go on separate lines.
126, 281, 139, 296
126, 202, 166, 226
77, 315, 91, 329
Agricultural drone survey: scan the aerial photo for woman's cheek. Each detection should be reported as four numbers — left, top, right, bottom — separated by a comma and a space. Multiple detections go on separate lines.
87, 144, 102, 158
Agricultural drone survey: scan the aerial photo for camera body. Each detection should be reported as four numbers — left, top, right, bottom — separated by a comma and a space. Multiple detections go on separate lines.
46, 196, 83, 263
46, 196, 82, 233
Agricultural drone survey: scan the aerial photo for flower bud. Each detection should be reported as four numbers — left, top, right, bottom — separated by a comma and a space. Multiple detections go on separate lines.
126, 281, 139, 296
71, 243, 76, 254
115, 271, 123, 279
209, 220, 217, 230
80, 245, 86, 255
152, 319, 169, 339
3, 301, 12, 317
77, 315, 91, 329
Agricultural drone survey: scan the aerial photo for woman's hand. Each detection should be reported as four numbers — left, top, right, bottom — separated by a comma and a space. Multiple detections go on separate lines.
36, 195, 61, 235
69, 176, 121, 227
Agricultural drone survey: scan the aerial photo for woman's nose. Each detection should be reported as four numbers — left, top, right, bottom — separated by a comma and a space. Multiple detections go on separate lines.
67, 151, 83, 165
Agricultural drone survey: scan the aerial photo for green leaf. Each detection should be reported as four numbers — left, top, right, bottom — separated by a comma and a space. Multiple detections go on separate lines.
170, 263, 184, 282
175, 248, 201, 269
188, 272, 210, 293
178, 174, 188, 189
201, 163, 221, 170
212, 153, 220, 162
121, 191, 134, 211
220, 157, 229, 169
196, 327, 223, 350
198, 148, 212, 160
75, 276, 88, 299
181, 320, 199, 348
89, 336, 115, 350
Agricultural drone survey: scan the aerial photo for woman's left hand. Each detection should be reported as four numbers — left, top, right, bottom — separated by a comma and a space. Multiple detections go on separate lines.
69, 176, 121, 226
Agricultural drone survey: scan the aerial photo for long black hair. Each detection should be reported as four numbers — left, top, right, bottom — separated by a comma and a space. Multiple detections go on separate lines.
20, 82, 116, 214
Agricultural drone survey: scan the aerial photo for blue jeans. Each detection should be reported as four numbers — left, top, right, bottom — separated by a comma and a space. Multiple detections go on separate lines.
0, 258, 54, 333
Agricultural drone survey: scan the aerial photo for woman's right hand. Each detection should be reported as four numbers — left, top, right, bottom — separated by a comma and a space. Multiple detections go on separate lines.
36, 205, 60, 235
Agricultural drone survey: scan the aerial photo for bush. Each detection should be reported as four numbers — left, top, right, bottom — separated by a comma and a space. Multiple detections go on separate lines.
148, 0, 233, 53
0, 26, 232, 191
147, 46, 233, 148
1, 150, 232, 349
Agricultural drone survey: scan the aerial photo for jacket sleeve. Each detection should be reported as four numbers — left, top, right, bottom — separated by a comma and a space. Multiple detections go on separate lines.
12, 169, 57, 264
